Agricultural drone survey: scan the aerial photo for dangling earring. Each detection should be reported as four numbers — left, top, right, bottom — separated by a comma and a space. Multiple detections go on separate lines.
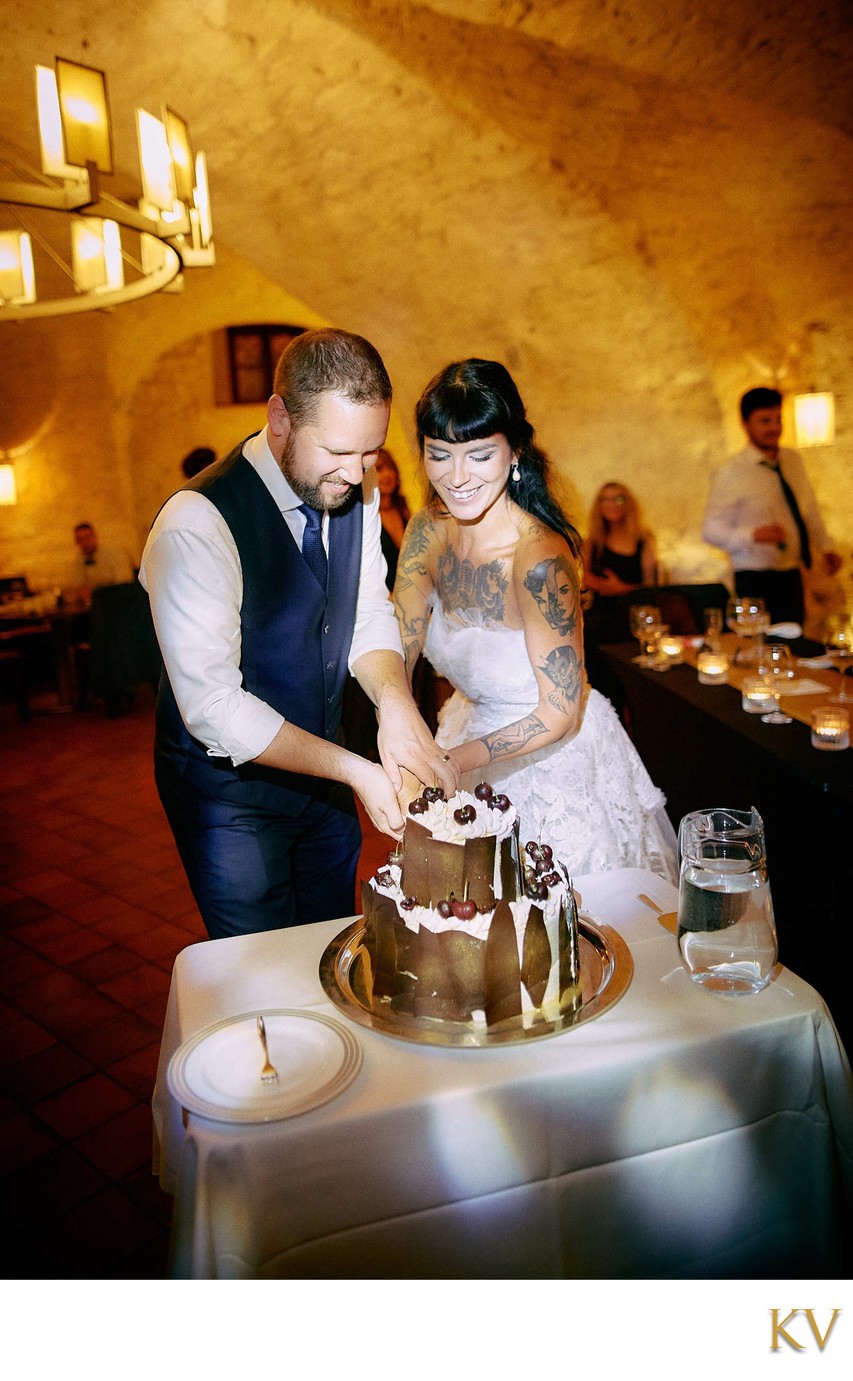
512, 460, 521, 483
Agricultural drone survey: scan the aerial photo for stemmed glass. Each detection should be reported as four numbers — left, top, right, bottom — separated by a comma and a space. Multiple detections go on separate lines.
755, 643, 794, 723
703, 607, 724, 649
630, 604, 664, 667
726, 594, 768, 665
824, 616, 853, 704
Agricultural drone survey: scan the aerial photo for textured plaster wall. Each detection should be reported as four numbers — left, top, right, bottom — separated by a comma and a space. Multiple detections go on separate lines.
1, 0, 851, 612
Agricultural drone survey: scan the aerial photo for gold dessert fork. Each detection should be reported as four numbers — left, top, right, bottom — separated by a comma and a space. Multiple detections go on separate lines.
256, 1014, 278, 1083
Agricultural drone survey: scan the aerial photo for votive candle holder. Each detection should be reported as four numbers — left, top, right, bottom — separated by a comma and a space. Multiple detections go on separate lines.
697, 651, 729, 684
810, 706, 850, 751
741, 676, 776, 714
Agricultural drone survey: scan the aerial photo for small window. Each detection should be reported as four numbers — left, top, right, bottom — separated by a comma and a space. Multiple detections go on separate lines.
226, 324, 305, 404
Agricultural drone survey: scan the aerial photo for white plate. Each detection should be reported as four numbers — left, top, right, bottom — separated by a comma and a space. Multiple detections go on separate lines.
167, 1009, 362, 1123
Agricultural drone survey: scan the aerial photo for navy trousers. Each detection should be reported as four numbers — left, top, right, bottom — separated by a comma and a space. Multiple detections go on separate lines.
155, 766, 362, 940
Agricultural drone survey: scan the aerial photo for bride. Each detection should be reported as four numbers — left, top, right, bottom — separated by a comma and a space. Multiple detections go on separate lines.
393, 358, 677, 882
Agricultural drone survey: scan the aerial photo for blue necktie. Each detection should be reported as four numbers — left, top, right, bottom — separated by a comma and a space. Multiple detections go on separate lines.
298, 504, 328, 588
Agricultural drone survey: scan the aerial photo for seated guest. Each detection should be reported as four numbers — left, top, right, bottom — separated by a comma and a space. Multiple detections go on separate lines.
581, 483, 657, 713
582, 482, 658, 597
69, 522, 135, 599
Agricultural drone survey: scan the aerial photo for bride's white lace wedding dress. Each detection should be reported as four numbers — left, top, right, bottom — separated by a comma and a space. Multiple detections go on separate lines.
425, 603, 678, 882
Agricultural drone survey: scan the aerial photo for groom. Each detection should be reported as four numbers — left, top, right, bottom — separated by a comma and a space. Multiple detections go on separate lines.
140, 328, 456, 939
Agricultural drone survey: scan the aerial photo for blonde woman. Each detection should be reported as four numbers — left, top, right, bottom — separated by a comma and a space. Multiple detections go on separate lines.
582, 482, 657, 598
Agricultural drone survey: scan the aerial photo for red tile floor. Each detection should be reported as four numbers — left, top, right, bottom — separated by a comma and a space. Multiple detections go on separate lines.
0, 686, 389, 1279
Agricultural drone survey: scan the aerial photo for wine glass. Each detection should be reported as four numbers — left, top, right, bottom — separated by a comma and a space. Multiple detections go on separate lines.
756, 643, 794, 723
824, 615, 853, 704
703, 607, 724, 649
630, 604, 664, 667
726, 594, 767, 665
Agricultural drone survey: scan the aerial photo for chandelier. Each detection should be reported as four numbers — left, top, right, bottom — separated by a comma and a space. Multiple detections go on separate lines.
0, 56, 214, 320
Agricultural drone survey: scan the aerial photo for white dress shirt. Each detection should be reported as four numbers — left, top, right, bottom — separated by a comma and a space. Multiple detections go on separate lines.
139, 427, 402, 765
73, 542, 135, 590
701, 443, 832, 572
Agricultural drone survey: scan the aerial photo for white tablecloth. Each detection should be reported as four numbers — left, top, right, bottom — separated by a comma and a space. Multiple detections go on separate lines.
152, 868, 853, 1279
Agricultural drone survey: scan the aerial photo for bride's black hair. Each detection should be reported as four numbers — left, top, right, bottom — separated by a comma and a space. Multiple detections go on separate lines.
415, 358, 580, 555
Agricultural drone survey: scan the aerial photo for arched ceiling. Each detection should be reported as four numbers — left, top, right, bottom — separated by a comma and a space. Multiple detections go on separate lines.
2, 1, 852, 527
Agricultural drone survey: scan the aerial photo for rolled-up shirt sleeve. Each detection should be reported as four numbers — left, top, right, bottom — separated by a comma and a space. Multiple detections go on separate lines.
139, 492, 284, 765
347, 470, 404, 671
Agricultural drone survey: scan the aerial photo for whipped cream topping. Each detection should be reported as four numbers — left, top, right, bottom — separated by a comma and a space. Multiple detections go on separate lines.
414, 789, 518, 844
371, 861, 568, 946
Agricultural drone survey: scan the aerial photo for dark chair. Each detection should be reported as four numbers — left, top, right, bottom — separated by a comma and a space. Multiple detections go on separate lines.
0, 621, 50, 720
0, 575, 31, 601
624, 582, 731, 635
88, 581, 161, 715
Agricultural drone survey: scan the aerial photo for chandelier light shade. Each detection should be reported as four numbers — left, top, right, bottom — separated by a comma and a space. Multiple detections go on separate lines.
0, 55, 214, 320
0, 464, 17, 505
0, 230, 36, 304
55, 58, 112, 173
793, 392, 835, 448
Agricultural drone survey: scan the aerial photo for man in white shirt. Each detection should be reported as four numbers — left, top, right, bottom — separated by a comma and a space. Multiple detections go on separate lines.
71, 522, 135, 593
702, 387, 840, 624
140, 328, 457, 939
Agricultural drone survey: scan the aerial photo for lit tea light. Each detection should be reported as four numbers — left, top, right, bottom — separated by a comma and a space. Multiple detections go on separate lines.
696, 651, 729, 684
660, 635, 683, 661
810, 707, 850, 751
741, 676, 776, 714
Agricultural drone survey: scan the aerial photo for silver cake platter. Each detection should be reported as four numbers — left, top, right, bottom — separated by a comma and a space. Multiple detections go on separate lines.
318, 914, 633, 1048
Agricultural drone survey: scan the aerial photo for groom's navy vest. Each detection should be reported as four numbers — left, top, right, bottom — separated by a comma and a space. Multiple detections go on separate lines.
154, 440, 363, 814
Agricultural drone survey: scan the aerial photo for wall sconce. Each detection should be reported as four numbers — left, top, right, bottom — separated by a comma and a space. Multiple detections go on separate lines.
793, 392, 835, 448
0, 464, 17, 506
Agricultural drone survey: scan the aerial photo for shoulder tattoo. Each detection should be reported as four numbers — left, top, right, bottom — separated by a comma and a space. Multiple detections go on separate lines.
522, 553, 578, 636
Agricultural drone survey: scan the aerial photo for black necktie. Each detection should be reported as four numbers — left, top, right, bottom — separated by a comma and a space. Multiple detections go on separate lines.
298, 504, 328, 587
763, 460, 812, 569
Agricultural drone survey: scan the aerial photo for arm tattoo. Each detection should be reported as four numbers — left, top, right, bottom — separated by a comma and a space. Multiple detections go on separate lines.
539, 645, 582, 716
436, 544, 508, 624
480, 714, 548, 763
395, 514, 433, 595
523, 554, 578, 636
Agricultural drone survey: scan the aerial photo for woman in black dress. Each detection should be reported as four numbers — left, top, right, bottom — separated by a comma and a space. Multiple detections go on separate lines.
581, 482, 658, 715
582, 481, 658, 596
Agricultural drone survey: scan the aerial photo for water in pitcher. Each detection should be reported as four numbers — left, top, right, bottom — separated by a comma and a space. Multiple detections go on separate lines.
677, 859, 777, 993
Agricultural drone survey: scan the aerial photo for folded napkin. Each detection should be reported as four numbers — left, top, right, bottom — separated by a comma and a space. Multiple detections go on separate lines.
784, 678, 831, 696
797, 657, 834, 670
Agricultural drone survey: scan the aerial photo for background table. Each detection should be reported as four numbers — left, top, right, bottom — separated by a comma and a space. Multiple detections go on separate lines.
153, 867, 852, 1280
601, 643, 853, 1050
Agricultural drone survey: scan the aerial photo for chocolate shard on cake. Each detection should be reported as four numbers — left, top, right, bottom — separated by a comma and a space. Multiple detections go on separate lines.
401, 818, 431, 903
498, 821, 523, 902
464, 836, 497, 912
428, 839, 466, 908
559, 893, 582, 1007
484, 899, 523, 1025
361, 883, 401, 1001
521, 904, 551, 1008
